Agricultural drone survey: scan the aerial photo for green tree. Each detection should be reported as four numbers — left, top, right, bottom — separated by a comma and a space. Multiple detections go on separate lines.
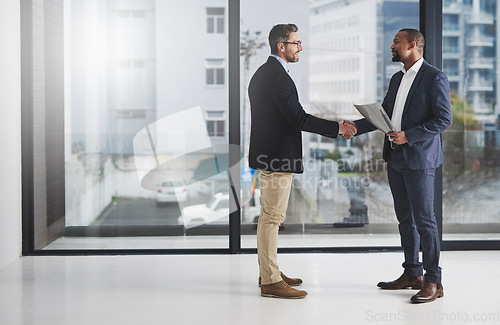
448, 91, 481, 132
325, 149, 341, 161
443, 91, 482, 175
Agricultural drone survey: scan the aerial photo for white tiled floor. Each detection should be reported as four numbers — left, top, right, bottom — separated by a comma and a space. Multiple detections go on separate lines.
1, 251, 499, 325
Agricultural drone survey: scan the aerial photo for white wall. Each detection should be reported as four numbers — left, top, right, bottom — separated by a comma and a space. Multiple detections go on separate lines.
0, 0, 22, 270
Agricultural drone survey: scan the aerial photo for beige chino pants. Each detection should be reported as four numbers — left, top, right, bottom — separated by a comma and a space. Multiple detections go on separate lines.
257, 170, 293, 285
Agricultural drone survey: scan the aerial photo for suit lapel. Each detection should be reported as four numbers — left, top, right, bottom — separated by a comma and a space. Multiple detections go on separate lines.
387, 72, 404, 119
268, 56, 293, 82
402, 60, 428, 116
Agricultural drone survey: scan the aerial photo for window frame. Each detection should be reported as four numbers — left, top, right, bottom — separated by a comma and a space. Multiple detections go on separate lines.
206, 7, 225, 34
21, 0, 500, 256
205, 58, 226, 86
205, 109, 227, 138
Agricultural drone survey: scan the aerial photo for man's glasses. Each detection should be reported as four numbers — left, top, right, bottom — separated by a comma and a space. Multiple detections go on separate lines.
282, 41, 302, 47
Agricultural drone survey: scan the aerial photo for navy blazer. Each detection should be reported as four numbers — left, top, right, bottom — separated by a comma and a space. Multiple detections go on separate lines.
355, 60, 452, 170
248, 56, 340, 173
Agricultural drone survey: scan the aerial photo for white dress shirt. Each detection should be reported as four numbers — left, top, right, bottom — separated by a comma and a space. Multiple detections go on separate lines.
391, 57, 424, 132
270, 54, 290, 74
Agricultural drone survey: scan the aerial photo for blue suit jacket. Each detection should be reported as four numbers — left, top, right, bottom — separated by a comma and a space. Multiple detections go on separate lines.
355, 60, 452, 170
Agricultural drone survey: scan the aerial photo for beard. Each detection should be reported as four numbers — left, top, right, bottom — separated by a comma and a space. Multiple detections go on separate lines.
286, 52, 299, 63
392, 50, 401, 62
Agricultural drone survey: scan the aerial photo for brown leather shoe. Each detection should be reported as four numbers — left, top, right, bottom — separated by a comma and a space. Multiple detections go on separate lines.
377, 273, 424, 290
261, 280, 308, 299
259, 272, 303, 287
410, 282, 444, 303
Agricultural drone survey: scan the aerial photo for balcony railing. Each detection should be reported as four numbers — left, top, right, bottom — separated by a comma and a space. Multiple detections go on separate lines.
466, 36, 494, 47
465, 12, 494, 24
467, 58, 495, 69
443, 23, 460, 32
471, 106, 494, 114
443, 46, 460, 54
468, 80, 494, 91
444, 68, 460, 76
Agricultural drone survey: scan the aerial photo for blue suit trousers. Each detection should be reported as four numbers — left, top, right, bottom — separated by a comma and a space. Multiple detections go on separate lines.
387, 148, 442, 283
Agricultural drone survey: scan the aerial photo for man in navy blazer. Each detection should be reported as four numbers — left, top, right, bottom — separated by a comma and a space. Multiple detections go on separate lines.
353, 29, 452, 303
249, 24, 355, 299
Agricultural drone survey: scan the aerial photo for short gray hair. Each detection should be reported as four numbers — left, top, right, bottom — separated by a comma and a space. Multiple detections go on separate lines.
268, 24, 298, 54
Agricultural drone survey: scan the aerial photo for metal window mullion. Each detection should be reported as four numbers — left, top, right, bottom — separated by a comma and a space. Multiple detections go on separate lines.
21, 0, 34, 255
228, 0, 241, 253
420, 0, 444, 241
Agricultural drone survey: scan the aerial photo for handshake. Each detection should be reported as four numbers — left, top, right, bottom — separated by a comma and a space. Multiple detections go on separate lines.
339, 120, 357, 140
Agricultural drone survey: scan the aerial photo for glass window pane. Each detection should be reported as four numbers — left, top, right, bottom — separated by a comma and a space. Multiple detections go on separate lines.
241, 0, 419, 248
207, 120, 215, 136
217, 17, 225, 34
442, 0, 500, 241
206, 69, 214, 85
443, 37, 459, 53
443, 14, 459, 31
26, 0, 231, 250
207, 17, 214, 33
216, 120, 225, 137
216, 68, 224, 85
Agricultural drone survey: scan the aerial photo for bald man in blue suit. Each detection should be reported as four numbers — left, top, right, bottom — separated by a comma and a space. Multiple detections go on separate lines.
352, 29, 452, 303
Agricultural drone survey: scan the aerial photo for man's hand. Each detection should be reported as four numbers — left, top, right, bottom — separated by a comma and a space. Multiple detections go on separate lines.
387, 131, 407, 145
339, 120, 357, 140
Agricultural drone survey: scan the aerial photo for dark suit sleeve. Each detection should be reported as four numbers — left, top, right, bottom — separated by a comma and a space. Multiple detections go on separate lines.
353, 76, 394, 136
404, 72, 452, 146
270, 73, 340, 138
353, 118, 377, 135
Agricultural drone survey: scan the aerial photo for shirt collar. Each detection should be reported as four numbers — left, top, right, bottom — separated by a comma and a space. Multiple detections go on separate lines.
401, 57, 424, 75
270, 54, 290, 73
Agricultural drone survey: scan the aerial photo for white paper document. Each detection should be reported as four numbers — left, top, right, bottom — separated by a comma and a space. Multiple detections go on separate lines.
354, 103, 396, 134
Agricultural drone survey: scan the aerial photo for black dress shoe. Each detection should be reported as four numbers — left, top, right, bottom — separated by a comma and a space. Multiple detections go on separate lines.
410, 282, 444, 303
377, 273, 424, 290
